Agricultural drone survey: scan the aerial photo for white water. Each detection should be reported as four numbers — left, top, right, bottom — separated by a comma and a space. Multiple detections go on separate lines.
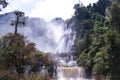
0, 12, 68, 53
53, 24, 94, 80
56, 55, 92, 80
54, 24, 76, 53
0, 11, 93, 80
56, 57, 94, 80
57, 67, 87, 80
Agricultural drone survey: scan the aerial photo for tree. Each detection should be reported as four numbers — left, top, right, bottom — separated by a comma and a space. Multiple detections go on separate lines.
72, 0, 120, 79
11, 11, 25, 34
112, 0, 120, 3
0, 33, 36, 74
0, 0, 8, 11
110, 2, 120, 32
92, 0, 111, 16
106, 30, 120, 80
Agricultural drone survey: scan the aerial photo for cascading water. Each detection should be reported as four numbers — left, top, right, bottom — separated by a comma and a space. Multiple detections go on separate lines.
0, 11, 94, 80
57, 67, 86, 80
52, 20, 93, 80
54, 21, 76, 53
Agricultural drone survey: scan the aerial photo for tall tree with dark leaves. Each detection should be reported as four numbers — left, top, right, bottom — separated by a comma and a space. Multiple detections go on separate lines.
92, 0, 111, 16
11, 11, 25, 34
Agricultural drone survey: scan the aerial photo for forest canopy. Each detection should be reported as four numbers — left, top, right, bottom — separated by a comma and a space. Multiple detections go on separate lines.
71, 0, 120, 80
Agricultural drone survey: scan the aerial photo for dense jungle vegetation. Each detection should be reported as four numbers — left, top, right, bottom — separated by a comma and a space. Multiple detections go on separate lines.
71, 0, 120, 80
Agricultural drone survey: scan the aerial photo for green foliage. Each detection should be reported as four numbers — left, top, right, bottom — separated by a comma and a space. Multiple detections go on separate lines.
93, 63, 105, 74
110, 2, 120, 32
106, 30, 120, 80
92, 0, 111, 16
93, 49, 110, 74
0, 33, 36, 74
72, 0, 120, 79
74, 5, 91, 20
77, 52, 88, 67
0, 33, 55, 79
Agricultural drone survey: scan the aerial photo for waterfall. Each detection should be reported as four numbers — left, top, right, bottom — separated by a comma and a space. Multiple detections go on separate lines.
52, 19, 94, 80
57, 67, 87, 80
54, 23, 76, 53
0, 11, 94, 80
56, 55, 94, 80
56, 56, 94, 80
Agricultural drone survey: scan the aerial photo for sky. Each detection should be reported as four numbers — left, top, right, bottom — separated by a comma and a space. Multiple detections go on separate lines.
2, 0, 98, 20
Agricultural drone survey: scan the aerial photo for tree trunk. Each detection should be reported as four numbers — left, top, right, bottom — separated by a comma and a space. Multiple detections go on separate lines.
14, 16, 19, 34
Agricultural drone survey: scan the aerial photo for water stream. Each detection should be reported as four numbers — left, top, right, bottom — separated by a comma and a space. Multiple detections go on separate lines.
0, 12, 94, 80
53, 23, 93, 80
57, 67, 85, 80
55, 54, 93, 80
